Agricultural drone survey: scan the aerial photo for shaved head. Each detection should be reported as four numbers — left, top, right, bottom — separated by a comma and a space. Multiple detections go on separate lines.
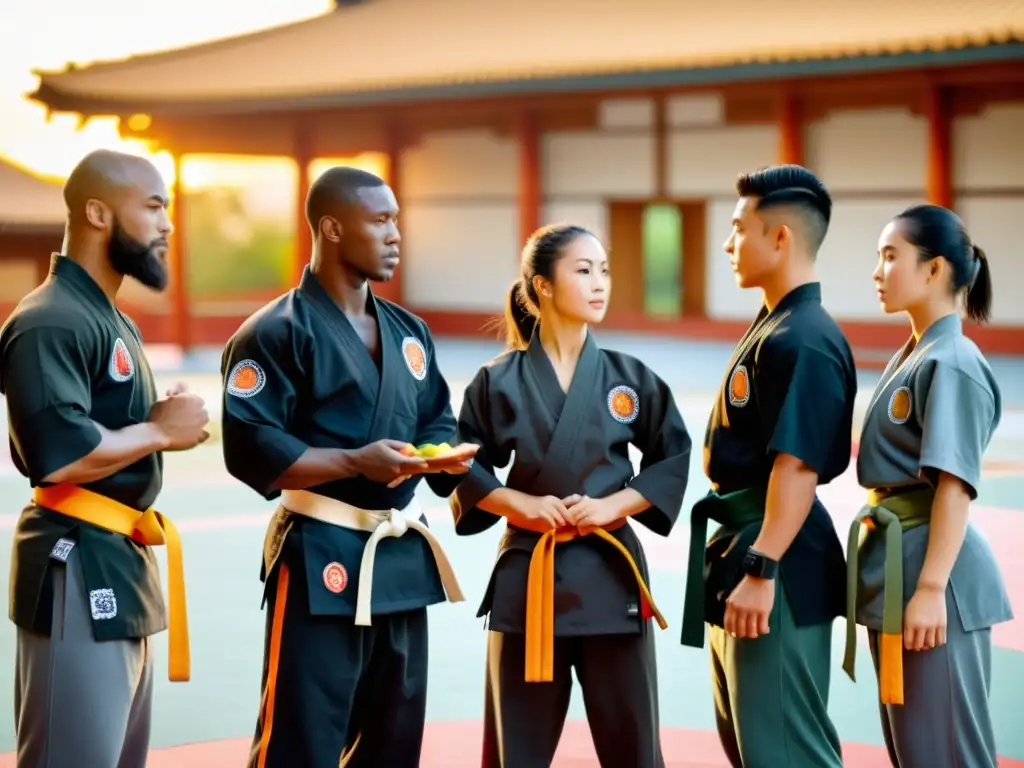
63, 149, 173, 291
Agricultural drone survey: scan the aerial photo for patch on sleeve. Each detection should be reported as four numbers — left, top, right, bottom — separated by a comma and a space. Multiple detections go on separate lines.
401, 337, 427, 381
109, 338, 135, 383
322, 562, 349, 594
49, 538, 75, 563
607, 385, 640, 424
227, 359, 267, 398
887, 386, 912, 425
89, 588, 117, 620
728, 365, 750, 407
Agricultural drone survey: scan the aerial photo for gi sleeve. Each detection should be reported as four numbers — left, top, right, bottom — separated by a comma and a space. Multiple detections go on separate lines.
220, 318, 310, 499
1, 326, 102, 485
450, 367, 508, 535
757, 339, 851, 479
916, 362, 996, 500
627, 366, 692, 536
413, 332, 463, 498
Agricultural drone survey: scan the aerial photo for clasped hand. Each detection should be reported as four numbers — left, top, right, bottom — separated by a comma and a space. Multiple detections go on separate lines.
511, 493, 622, 534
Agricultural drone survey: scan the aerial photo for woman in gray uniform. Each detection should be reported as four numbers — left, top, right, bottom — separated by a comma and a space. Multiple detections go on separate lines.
843, 203, 1013, 767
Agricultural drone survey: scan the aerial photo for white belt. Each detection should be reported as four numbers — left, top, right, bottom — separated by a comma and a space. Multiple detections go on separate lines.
279, 490, 464, 626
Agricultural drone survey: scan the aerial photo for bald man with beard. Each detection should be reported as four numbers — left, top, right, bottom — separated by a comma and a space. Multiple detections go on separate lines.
0, 149, 210, 767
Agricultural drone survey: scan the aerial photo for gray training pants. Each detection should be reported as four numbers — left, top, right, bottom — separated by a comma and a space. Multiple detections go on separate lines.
14, 549, 154, 768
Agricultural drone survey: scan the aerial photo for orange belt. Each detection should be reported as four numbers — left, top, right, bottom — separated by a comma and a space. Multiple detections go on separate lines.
524, 525, 667, 682
33, 484, 190, 683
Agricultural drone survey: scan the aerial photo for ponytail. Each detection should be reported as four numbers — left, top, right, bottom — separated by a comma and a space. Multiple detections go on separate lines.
964, 244, 992, 325
502, 280, 538, 350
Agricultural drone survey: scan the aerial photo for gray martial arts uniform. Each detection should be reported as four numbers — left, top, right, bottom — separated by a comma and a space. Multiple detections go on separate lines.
845, 313, 1013, 768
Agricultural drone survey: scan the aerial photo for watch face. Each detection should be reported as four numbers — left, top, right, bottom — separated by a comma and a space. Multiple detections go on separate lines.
743, 552, 759, 571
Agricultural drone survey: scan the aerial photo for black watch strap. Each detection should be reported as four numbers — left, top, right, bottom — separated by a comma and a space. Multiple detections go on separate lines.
742, 547, 779, 580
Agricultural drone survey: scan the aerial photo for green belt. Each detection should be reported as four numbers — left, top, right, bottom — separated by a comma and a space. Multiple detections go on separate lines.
841, 486, 933, 705
680, 487, 767, 648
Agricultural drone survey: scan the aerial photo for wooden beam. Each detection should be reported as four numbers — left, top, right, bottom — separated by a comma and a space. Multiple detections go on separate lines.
170, 154, 190, 351
925, 85, 953, 209
293, 123, 313, 286
517, 109, 541, 249
777, 91, 803, 165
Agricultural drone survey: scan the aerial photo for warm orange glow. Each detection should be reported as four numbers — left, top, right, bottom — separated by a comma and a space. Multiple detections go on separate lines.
0, 0, 333, 184
309, 154, 391, 185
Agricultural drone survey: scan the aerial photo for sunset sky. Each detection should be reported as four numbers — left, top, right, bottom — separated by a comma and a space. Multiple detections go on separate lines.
0, 0, 333, 188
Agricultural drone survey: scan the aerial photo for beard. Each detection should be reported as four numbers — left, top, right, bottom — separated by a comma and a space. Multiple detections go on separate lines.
107, 220, 169, 291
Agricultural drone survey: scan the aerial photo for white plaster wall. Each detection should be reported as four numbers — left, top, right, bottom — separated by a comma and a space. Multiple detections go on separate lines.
954, 103, 1024, 191
400, 129, 517, 200
805, 108, 927, 194
398, 129, 519, 310
542, 131, 655, 197
668, 126, 779, 197
818, 198, 922, 322
951, 103, 1024, 326
400, 202, 519, 311
540, 201, 608, 245
958, 196, 1024, 325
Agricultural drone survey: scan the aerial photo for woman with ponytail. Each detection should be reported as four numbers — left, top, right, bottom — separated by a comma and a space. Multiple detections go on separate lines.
450, 223, 692, 767
845, 204, 1011, 767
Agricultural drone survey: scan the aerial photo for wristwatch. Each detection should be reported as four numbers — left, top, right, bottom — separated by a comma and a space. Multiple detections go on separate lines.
741, 547, 779, 580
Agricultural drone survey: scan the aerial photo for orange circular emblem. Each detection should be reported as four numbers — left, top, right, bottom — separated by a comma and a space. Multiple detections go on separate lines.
728, 365, 750, 407
607, 385, 639, 424
888, 386, 912, 424
402, 337, 427, 381
322, 562, 348, 594
227, 359, 266, 398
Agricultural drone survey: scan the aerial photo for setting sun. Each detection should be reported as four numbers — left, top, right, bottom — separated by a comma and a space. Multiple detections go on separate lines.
0, 0, 333, 184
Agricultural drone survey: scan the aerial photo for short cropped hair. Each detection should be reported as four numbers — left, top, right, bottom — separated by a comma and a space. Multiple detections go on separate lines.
736, 165, 832, 255
305, 166, 386, 230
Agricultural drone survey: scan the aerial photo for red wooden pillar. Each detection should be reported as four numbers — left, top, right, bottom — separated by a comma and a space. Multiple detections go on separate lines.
778, 91, 803, 166
925, 85, 953, 209
517, 110, 541, 249
169, 154, 190, 350
292, 123, 313, 286
375, 121, 404, 304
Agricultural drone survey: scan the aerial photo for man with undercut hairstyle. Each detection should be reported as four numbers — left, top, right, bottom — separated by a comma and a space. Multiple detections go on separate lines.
220, 165, 474, 768
0, 149, 210, 768
679, 165, 857, 767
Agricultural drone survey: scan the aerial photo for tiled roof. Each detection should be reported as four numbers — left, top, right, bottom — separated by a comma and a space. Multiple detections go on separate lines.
30, 0, 1024, 115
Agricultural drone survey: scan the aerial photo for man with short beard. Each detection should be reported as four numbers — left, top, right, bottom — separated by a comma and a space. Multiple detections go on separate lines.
0, 149, 210, 768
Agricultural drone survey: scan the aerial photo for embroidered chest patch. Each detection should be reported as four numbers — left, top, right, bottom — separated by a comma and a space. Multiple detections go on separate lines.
89, 588, 117, 620
607, 385, 640, 424
888, 386, 912, 425
227, 359, 266, 398
323, 562, 349, 594
109, 338, 135, 382
402, 337, 427, 381
728, 365, 750, 407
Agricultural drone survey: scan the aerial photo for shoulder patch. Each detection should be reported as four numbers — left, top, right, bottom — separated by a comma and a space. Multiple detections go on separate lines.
401, 336, 427, 381
109, 338, 135, 382
227, 359, 267, 398
728, 365, 750, 407
607, 385, 640, 424
887, 386, 912, 424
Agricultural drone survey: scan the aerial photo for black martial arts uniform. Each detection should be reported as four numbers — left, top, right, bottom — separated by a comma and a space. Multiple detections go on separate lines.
680, 282, 857, 768
221, 266, 465, 768
0, 254, 174, 768
452, 330, 692, 768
